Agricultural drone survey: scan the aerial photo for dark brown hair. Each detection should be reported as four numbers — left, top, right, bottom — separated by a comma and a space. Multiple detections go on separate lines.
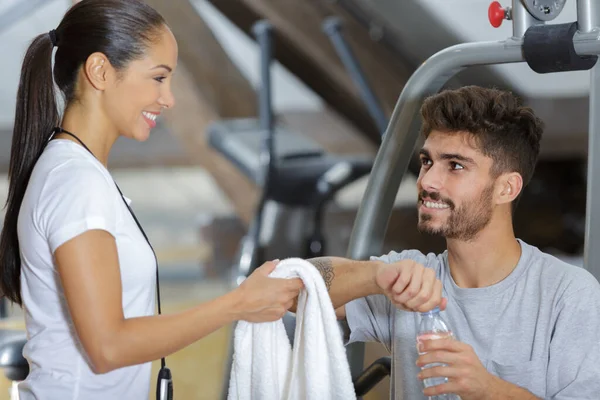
420, 85, 544, 188
0, 0, 166, 305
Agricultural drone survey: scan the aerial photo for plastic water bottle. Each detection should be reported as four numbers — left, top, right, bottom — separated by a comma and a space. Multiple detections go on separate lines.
416, 306, 459, 400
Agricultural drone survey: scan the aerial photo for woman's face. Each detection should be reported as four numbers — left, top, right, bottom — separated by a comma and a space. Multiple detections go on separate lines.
102, 25, 178, 142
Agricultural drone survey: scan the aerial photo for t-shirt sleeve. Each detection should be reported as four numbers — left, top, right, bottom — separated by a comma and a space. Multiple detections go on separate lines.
37, 162, 119, 254
546, 271, 600, 399
345, 249, 429, 352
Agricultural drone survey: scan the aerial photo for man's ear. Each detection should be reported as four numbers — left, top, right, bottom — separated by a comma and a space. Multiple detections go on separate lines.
82, 52, 114, 91
496, 172, 523, 205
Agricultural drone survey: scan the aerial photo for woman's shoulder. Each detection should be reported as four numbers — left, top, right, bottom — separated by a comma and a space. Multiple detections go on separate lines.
24, 142, 121, 248
33, 140, 113, 187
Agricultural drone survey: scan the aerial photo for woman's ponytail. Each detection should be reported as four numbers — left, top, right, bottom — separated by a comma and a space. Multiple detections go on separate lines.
0, 32, 59, 305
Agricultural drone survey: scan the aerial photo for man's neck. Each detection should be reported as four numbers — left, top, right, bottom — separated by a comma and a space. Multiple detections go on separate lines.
445, 216, 522, 288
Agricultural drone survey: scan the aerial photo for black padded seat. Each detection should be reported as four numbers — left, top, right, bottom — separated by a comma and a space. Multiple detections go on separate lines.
208, 119, 373, 207
0, 329, 28, 381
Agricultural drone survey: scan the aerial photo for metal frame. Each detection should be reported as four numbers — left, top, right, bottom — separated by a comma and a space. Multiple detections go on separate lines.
322, 16, 389, 136
512, 0, 543, 37
578, 0, 600, 33
583, 0, 600, 275
345, 0, 600, 381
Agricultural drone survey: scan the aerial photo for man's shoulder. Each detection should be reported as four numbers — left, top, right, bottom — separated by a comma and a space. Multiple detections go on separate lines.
522, 241, 600, 299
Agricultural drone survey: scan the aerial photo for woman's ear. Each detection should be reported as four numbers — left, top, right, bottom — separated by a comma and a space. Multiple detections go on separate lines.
82, 52, 113, 91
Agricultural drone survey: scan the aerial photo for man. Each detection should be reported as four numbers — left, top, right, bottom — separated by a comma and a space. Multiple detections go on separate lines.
303, 86, 600, 399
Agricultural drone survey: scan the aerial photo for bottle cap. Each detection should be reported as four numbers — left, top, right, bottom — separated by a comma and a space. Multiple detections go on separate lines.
420, 306, 441, 316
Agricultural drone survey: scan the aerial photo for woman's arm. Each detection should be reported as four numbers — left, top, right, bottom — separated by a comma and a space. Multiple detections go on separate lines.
55, 229, 301, 374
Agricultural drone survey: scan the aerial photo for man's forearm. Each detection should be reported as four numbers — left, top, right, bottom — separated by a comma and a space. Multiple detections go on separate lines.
307, 257, 383, 309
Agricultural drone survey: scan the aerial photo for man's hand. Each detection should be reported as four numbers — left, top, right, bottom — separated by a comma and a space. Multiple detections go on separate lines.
375, 260, 447, 313
416, 338, 540, 400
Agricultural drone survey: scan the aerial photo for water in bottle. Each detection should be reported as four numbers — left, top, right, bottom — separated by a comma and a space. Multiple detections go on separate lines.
416, 306, 459, 400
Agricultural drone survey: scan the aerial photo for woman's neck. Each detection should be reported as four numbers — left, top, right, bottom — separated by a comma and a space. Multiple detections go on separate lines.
59, 104, 118, 167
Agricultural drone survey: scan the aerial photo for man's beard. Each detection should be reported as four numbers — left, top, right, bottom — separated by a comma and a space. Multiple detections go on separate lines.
417, 184, 494, 241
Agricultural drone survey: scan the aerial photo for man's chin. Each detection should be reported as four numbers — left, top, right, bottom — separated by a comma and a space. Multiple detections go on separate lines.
417, 221, 446, 237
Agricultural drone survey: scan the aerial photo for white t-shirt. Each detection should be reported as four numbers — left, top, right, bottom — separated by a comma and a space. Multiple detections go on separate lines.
16, 139, 156, 399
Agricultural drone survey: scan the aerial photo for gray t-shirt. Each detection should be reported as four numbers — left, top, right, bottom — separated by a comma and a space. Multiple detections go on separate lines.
346, 239, 600, 399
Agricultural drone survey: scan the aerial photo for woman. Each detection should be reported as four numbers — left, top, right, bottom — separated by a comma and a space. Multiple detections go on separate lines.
0, 0, 303, 398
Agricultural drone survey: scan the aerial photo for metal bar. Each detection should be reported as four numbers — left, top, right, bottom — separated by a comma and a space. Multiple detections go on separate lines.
234, 20, 277, 286
0, 298, 7, 319
252, 21, 275, 159
512, 0, 541, 38
584, 62, 600, 280
574, 30, 600, 54
322, 16, 389, 135
577, 0, 600, 33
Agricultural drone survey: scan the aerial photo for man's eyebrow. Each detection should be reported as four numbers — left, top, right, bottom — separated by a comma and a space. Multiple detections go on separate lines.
439, 153, 476, 164
418, 149, 476, 165
151, 64, 172, 72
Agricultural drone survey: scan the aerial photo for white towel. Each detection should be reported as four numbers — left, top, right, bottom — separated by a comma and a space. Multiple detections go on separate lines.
228, 258, 356, 400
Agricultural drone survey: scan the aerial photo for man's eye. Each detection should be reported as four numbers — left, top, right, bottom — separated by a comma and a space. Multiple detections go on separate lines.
450, 162, 464, 170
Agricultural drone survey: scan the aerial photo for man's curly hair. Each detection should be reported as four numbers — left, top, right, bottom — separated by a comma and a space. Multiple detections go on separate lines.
420, 86, 544, 189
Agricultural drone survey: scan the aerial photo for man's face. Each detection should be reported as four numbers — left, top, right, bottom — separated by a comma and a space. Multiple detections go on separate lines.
416, 130, 497, 241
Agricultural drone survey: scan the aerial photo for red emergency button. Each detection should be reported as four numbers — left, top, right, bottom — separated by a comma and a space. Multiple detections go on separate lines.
489, 1, 506, 28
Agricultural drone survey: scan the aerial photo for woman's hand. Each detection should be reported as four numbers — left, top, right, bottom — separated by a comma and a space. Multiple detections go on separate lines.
234, 260, 304, 322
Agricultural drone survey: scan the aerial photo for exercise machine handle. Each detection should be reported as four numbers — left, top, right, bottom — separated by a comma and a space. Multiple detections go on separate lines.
353, 356, 391, 397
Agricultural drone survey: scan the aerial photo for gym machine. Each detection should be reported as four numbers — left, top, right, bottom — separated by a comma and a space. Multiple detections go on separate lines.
344, 0, 600, 396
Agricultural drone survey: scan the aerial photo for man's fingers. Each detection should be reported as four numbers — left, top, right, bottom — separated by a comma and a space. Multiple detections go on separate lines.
413, 279, 443, 312
416, 349, 460, 368
379, 262, 445, 313
422, 381, 460, 397
417, 365, 459, 380
376, 266, 401, 292
418, 337, 461, 354
405, 268, 435, 310
395, 266, 423, 304
390, 263, 412, 294
440, 297, 448, 311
